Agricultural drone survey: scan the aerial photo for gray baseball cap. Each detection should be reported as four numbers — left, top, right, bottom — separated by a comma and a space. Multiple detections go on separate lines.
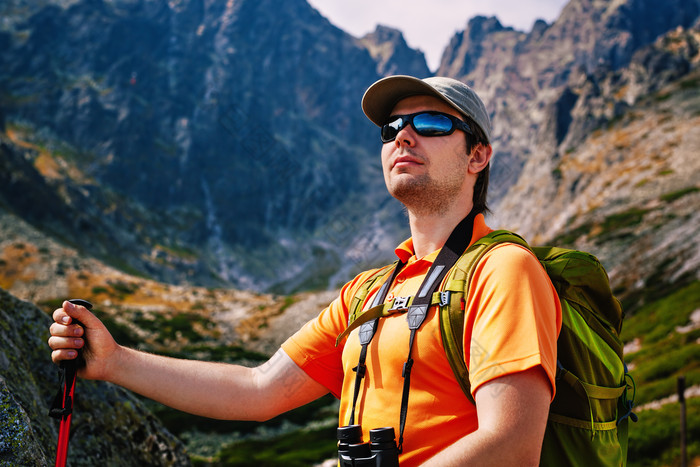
361, 75, 492, 143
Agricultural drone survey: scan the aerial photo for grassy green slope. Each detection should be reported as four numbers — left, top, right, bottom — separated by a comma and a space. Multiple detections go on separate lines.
623, 281, 700, 466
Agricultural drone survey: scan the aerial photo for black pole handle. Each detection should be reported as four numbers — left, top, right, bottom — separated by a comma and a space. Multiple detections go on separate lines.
67, 299, 93, 310
49, 299, 94, 421
62, 299, 93, 370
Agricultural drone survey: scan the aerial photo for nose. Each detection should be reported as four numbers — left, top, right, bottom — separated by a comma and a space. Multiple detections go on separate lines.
393, 124, 416, 148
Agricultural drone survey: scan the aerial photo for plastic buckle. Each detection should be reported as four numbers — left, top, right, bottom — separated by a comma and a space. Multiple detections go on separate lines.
439, 291, 450, 306
391, 296, 410, 311
352, 364, 367, 377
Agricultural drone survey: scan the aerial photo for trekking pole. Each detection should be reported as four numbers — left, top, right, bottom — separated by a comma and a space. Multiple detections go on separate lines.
679, 375, 687, 467
48, 299, 93, 467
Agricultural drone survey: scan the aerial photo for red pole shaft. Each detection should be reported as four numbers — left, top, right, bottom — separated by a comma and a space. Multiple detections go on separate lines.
55, 369, 77, 467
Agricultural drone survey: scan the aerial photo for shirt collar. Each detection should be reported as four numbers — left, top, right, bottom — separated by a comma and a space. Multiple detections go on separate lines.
394, 213, 492, 263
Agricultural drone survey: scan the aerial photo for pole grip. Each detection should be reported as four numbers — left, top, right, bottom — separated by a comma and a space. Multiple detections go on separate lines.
53, 299, 93, 467
66, 299, 92, 369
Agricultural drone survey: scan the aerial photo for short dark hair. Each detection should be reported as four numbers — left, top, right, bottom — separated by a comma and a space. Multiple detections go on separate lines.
464, 116, 491, 215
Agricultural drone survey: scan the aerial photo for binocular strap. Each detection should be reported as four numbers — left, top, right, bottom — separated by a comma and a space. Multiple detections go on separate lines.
347, 209, 477, 452
349, 262, 405, 426
396, 209, 475, 452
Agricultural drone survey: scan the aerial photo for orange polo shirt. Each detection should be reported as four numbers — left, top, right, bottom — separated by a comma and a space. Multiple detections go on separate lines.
281, 214, 561, 465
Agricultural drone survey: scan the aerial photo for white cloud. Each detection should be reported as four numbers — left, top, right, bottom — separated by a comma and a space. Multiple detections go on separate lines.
307, 0, 569, 71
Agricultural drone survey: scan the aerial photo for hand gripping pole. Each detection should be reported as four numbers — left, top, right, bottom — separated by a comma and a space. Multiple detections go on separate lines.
48, 299, 92, 467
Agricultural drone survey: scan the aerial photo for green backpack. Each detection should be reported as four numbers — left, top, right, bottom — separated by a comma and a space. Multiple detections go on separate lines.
344, 230, 637, 466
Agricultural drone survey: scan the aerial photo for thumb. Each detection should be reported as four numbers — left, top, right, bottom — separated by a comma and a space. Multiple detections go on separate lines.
62, 300, 96, 326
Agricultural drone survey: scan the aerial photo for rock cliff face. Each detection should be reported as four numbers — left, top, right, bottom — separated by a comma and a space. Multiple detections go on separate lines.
432, 0, 700, 310
438, 16, 511, 79
437, 0, 699, 199
0, 287, 189, 465
0, 0, 407, 292
358, 25, 431, 78
0, 0, 698, 295
0, 209, 335, 464
497, 25, 700, 309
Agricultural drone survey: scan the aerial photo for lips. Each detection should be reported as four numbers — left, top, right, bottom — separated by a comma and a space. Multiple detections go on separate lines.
392, 154, 424, 169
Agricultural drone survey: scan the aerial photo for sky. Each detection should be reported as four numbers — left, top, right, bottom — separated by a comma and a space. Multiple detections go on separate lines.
306, 0, 570, 71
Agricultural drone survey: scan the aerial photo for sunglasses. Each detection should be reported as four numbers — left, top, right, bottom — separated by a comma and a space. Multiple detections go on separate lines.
381, 111, 472, 143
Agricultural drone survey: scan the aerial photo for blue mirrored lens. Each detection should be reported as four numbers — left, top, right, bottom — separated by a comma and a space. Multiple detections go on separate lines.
413, 113, 453, 135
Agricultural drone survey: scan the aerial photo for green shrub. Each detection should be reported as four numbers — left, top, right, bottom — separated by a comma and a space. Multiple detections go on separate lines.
598, 208, 649, 234
210, 424, 338, 467
628, 398, 700, 467
91, 286, 110, 295
178, 344, 268, 363
660, 186, 700, 203
133, 312, 215, 344
622, 281, 700, 345
551, 222, 593, 246
633, 346, 700, 382
622, 282, 700, 405
109, 280, 140, 296
92, 308, 140, 348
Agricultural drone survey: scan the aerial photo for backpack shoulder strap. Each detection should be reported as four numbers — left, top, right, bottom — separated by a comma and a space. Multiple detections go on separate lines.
439, 230, 530, 403
347, 261, 399, 327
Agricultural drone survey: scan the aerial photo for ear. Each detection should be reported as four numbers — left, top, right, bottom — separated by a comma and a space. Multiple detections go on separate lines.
468, 144, 492, 174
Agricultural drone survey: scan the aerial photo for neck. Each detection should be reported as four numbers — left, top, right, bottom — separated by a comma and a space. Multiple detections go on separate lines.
407, 201, 475, 259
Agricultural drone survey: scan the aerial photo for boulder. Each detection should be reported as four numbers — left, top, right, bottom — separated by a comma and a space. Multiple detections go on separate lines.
0, 288, 190, 465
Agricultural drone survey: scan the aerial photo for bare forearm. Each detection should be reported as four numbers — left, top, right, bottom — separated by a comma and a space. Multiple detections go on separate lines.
421, 427, 539, 467
106, 346, 264, 420
106, 347, 325, 421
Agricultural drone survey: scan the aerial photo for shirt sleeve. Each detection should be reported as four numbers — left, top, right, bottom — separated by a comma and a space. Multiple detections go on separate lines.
463, 243, 562, 399
281, 269, 378, 398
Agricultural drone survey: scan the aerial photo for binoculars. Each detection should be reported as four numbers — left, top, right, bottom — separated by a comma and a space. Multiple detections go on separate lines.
337, 425, 399, 467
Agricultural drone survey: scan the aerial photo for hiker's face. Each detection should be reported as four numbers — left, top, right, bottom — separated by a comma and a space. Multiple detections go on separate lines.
380, 95, 472, 214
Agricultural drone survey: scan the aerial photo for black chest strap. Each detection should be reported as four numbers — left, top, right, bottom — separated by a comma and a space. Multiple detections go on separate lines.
348, 261, 404, 425
346, 208, 478, 449
396, 209, 477, 451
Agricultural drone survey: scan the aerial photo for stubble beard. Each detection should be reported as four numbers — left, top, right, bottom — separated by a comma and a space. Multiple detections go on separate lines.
389, 167, 467, 217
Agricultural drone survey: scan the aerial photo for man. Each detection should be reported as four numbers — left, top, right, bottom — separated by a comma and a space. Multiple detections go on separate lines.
49, 75, 561, 466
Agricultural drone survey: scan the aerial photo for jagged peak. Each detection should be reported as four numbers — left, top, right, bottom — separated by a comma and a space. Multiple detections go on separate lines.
364, 24, 406, 42
437, 15, 519, 78
531, 18, 550, 36
464, 15, 507, 39
358, 24, 430, 77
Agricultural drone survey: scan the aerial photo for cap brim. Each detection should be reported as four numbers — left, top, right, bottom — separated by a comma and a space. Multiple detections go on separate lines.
362, 75, 464, 127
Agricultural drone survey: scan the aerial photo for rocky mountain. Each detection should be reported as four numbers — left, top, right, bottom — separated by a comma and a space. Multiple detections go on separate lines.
532, 38, 697, 307
358, 25, 431, 78
0, 205, 342, 464
1, 0, 697, 295
437, 0, 699, 200
0, 287, 190, 465
0, 0, 415, 293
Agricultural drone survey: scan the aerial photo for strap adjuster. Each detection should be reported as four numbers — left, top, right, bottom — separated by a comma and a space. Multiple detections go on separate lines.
352, 363, 367, 377
439, 291, 451, 306
390, 296, 410, 311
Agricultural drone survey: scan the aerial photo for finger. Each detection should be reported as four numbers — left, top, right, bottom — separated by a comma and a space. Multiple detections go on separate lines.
62, 300, 96, 325
49, 322, 83, 337
51, 348, 79, 364
53, 308, 72, 325
48, 335, 84, 351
